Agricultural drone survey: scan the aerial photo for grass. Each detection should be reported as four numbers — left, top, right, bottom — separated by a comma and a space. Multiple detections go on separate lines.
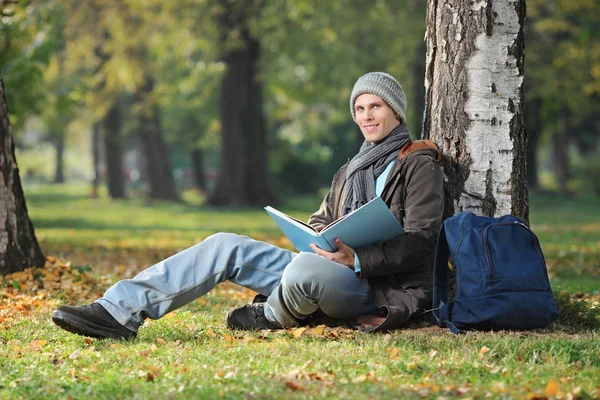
0, 183, 599, 399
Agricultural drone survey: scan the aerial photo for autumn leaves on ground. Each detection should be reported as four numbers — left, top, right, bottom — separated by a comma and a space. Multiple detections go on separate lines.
1, 184, 599, 399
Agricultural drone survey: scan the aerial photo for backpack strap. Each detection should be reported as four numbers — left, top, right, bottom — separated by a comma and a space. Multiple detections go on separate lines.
433, 223, 464, 334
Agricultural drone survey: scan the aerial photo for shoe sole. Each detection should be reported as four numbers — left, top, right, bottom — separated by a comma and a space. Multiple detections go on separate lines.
52, 310, 135, 340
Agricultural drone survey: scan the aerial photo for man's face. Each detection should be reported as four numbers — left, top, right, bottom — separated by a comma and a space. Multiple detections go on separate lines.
353, 94, 400, 143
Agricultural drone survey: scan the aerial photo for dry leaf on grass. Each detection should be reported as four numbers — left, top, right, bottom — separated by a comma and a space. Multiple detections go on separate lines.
30, 340, 47, 350
351, 371, 378, 383
292, 327, 307, 339
285, 381, 305, 390
205, 328, 217, 338
544, 379, 560, 397
478, 346, 490, 359
387, 347, 399, 360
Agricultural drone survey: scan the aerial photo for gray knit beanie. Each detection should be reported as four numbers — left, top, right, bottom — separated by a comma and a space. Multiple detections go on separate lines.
350, 72, 407, 124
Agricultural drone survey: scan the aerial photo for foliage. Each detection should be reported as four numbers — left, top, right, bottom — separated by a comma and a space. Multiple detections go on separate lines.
0, 0, 66, 129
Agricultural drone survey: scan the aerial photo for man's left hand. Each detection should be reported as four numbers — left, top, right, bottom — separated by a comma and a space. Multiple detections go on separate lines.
310, 239, 356, 269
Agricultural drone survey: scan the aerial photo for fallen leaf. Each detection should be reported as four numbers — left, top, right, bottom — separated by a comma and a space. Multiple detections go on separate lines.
205, 328, 216, 338
352, 371, 377, 383
69, 350, 81, 360
30, 340, 47, 350
214, 370, 226, 379
312, 325, 326, 336
479, 346, 490, 360
544, 379, 560, 397
223, 333, 233, 344
155, 338, 166, 345
285, 381, 305, 390
292, 327, 307, 339
224, 371, 236, 379
285, 369, 301, 380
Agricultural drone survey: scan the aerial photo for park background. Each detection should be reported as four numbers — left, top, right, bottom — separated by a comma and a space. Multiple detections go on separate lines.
1, 0, 599, 399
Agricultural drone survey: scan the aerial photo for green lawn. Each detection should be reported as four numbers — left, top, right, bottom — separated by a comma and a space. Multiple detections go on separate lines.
0, 183, 598, 399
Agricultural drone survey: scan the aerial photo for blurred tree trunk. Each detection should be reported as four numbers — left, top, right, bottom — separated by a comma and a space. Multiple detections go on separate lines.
190, 149, 206, 191
525, 98, 541, 190
90, 122, 101, 198
103, 102, 126, 199
423, 0, 528, 221
53, 136, 65, 183
552, 105, 570, 193
0, 76, 45, 274
207, 0, 276, 207
137, 77, 180, 201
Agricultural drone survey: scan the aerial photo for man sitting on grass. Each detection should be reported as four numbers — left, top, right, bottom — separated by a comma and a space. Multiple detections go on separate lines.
52, 72, 445, 339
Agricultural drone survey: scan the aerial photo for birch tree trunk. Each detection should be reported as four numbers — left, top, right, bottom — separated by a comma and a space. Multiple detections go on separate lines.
423, 0, 528, 221
0, 76, 45, 274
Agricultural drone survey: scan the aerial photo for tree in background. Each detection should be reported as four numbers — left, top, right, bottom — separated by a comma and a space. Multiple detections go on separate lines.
206, 0, 276, 206
57, 0, 183, 201
423, 0, 528, 220
7, 0, 595, 206
525, 0, 600, 193
0, 73, 45, 274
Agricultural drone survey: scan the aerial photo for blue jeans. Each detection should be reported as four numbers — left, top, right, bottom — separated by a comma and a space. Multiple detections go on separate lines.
97, 233, 379, 332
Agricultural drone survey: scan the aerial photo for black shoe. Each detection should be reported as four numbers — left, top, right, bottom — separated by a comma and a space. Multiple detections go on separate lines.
52, 303, 137, 340
226, 303, 281, 330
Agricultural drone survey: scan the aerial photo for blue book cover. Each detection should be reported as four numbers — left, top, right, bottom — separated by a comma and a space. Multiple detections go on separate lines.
264, 197, 405, 253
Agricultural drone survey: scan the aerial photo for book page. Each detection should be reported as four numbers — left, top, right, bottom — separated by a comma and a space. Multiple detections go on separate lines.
264, 207, 317, 234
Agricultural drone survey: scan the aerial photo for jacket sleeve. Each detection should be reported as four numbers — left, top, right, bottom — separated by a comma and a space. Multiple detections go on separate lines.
355, 155, 444, 278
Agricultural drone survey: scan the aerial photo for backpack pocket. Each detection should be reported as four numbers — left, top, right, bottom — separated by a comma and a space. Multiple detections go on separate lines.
483, 222, 551, 293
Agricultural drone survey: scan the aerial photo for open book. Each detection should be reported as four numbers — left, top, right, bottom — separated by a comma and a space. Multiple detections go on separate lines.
264, 196, 405, 253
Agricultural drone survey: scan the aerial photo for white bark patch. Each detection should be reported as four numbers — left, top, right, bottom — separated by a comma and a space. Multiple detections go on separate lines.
471, 0, 488, 11
460, 0, 523, 216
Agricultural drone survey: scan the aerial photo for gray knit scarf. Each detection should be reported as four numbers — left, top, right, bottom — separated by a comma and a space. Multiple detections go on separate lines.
341, 124, 410, 216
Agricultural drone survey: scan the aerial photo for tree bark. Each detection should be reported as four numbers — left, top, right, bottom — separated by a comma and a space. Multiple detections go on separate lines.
413, 38, 427, 137
103, 102, 126, 199
207, 0, 277, 207
53, 136, 65, 183
190, 148, 206, 191
137, 77, 180, 202
0, 76, 45, 274
423, 0, 528, 221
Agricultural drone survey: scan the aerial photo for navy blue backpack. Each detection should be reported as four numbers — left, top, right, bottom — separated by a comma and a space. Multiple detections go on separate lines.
433, 212, 559, 334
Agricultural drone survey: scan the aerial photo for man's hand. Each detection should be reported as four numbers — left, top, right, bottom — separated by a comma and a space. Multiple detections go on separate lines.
310, 239, 356, 269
